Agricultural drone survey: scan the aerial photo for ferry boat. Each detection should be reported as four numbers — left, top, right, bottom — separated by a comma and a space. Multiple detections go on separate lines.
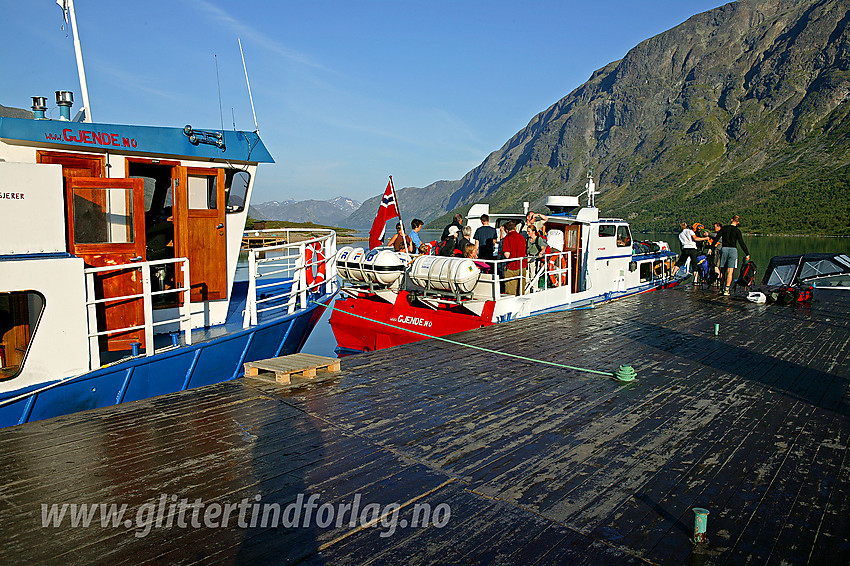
329, 176, 682, 353
0, 28, 337, 426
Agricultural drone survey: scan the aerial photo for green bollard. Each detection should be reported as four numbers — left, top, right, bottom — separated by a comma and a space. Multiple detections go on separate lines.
714, 323, 719, 336
693, 507, 710, 544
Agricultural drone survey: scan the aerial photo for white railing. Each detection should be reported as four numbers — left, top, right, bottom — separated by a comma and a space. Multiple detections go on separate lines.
84, 257, 192, 370
463, 251, 572, 301
243, 229, 338, 329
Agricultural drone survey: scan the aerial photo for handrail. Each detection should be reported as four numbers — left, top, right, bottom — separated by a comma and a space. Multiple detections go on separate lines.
243, 229, 338, 329
83, 257, 191, 370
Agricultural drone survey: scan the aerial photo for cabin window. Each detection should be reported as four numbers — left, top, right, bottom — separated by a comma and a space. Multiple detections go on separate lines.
800, 260, 843, 280
654, 260, 663, 279
225, 170, 250, 213
616, 226, 632, 247
639, 262, 652, 282
188, 174, 217, 210
0, 291, 45, 380
72, 187, 135, 244
599, 225, 616, 238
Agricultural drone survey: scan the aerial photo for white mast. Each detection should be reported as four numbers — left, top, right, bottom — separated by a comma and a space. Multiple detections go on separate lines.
58, 0, 92, 122
239, 38, 259, 133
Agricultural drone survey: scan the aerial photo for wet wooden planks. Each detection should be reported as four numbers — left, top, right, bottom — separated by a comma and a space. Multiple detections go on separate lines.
0, 285, 847, 564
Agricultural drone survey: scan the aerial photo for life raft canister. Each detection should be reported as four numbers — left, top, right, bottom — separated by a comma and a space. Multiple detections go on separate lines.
305, 242, 326, 287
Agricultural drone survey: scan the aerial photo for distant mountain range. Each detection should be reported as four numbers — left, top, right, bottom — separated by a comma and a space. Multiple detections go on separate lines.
346, 0, 850, 235
249, 196, 361, 225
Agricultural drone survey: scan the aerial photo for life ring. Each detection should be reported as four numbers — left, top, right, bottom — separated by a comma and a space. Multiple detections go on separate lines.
305, 242, 326, 287
547, 252, 568, 287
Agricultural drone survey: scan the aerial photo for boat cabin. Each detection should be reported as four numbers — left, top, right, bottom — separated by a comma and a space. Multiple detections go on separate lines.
0, 100, 273, 390
465, 202, 673, 298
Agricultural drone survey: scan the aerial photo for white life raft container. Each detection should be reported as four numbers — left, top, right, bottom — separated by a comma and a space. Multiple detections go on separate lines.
337, 247, 406, 287
336, 247, 368, 283
362, 248, 406, 287
409, 255, 481, 294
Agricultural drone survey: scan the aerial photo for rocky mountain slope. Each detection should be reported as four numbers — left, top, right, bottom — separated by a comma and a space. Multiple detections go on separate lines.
347, 0, 850, 235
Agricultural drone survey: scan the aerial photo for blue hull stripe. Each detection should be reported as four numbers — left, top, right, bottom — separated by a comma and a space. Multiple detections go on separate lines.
0, 293, 333, 428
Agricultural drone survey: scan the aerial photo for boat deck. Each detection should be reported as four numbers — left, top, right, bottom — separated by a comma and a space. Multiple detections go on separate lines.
1, 285, 848, 564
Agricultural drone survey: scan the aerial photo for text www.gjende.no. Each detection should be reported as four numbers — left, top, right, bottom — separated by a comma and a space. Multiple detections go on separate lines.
41, 494, 451, 538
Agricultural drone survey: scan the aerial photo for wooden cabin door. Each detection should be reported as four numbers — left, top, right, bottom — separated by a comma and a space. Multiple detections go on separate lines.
174, 167, 227, 302
37, 151, 104, 183
66, 177, 147, 351
563, 225, 582, 293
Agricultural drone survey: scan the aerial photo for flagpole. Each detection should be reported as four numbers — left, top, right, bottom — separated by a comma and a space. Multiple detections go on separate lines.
390, 176, 410, 252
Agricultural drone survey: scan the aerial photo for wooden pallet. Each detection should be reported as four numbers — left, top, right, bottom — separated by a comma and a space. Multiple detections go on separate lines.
243, 353, 341, 384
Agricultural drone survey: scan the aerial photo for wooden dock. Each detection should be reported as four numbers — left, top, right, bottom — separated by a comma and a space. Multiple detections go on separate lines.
1, 285, 848, 564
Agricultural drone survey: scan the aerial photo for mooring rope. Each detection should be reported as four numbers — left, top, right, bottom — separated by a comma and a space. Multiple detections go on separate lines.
312, 300, 635, 381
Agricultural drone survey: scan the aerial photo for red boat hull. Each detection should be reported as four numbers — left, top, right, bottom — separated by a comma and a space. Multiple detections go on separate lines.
329, 290, 496, 353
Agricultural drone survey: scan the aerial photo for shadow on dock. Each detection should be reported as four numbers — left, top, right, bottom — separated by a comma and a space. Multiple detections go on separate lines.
1, 285, 848, 564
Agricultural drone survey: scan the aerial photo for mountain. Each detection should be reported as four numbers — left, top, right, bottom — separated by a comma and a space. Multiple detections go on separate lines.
347, 0, 850, 235
249, 196, 362, 225
0, 104, 34, 119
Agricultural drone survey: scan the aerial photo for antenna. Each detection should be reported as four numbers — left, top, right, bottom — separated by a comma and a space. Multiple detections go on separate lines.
585, 169, 598, 208
215, 54, 225, 145
239, 38, 260, 134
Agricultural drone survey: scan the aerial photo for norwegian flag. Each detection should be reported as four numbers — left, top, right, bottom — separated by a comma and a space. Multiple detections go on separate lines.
368, 178, 399, 249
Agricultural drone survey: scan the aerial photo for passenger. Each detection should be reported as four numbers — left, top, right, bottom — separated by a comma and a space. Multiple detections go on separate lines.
671, 222, 709, 282
438, 226, 460, 257
710, 214, 750, 296
418, 243, 430, 255
525, 210, 549, 237
709, 222, 723, 281
473, 214, 497, 261
464, 242, 491, 273
458, 226, 474, 256
409, 218, 424, 250
387, 222, 414, 252
441, 213, 464, 241
501, 220, 527, 296
526, 224, 548, 285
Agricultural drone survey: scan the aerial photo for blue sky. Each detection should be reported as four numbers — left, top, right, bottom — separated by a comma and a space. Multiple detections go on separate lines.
1, 0, 728, 204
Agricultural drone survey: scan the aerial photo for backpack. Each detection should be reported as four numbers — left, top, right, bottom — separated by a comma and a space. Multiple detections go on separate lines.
737, 260, 757, 288
632, 242, 650, 254
437, 238, 456, 257
767, 284, 813, 305
695, 254, 711, 281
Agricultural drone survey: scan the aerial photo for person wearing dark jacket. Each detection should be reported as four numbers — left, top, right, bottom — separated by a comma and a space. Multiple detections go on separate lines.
438, 226, 460, 256
711, 215, 750, 295
441, 214, 464, 241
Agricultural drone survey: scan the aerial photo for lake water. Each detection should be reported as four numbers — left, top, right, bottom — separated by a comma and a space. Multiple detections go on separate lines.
299, 231, 850, 358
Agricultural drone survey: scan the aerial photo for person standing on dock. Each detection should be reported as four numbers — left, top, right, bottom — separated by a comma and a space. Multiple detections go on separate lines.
711, 215, 750, 296
672, 222, 709, 281
501, 220, 527, 296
